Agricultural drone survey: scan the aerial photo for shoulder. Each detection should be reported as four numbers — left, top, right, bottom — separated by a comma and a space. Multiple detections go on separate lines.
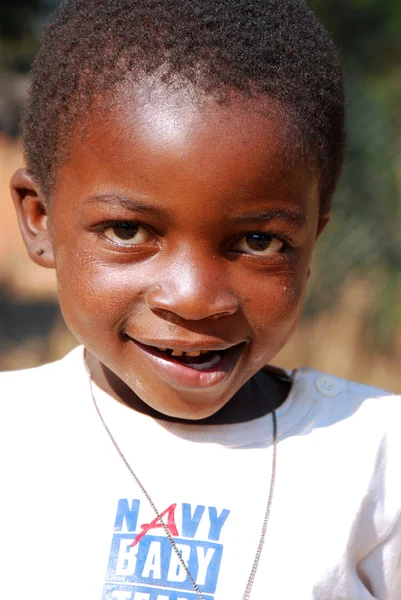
0, 345, 85, 405
0, 345, 89, 454
290, 369, 401, 511
295, 366, 398, 405
0, 357, 59, 388
292, 367, 401, 438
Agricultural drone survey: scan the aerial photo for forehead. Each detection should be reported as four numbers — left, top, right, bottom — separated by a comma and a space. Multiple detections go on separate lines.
55, 78, 316, 213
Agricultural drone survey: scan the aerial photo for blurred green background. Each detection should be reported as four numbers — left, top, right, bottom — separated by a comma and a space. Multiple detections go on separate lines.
1, 0, 401, 390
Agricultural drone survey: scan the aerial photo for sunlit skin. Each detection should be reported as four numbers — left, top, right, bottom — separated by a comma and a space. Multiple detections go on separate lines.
11, 80, 328, 422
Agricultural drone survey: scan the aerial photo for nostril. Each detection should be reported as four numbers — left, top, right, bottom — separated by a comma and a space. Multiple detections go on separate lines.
152, 308, 183, 325
145, 283, 239, 321
209, 311, 233, 320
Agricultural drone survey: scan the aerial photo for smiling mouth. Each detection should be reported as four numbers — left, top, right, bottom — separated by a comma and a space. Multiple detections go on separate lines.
132, 338, 245, 371
127, 338, 245, 388
149, 346, 229, 370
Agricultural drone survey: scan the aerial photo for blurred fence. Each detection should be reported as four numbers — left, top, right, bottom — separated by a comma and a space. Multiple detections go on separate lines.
276, 73, 401, 390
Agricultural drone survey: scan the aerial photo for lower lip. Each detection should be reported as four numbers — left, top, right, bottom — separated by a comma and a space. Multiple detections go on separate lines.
131, 341, 244, 389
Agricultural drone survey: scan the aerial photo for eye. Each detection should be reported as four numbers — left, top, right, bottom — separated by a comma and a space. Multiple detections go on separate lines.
101, 222, 152, 246
233, 233, 283, 256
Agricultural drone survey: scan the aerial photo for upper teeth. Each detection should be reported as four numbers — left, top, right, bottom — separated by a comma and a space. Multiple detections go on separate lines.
154, 346, 224, 370
157, 348, 210, 357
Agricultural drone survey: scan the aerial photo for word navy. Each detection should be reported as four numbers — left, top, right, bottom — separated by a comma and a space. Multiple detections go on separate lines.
102, 499, 230, 600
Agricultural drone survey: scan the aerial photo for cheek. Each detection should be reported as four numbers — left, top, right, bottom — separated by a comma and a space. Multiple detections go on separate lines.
241, 269, 307, 350
55, 253, 145, 339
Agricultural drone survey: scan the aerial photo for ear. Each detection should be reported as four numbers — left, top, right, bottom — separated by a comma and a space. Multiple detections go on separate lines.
316, 211, 331, 239
10, 168, 55, 268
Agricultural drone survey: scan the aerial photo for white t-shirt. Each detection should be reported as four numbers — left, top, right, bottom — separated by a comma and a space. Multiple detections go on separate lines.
1, 346, 400, 600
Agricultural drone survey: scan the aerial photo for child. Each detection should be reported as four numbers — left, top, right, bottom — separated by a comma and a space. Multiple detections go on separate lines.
2, 0, 400, 598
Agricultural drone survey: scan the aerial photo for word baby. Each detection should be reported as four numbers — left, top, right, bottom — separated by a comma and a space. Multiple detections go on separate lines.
103, 499, 230, 600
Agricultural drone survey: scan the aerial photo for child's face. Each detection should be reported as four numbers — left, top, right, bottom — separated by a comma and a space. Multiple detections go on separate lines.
14, 82, 325, 419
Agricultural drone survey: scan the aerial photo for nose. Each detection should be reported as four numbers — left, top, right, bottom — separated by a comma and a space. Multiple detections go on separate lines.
144, 252, 239, 321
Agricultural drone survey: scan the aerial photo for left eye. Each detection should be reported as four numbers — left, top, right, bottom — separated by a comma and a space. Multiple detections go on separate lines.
101, 223, 152, 245
233, 233, 283, 256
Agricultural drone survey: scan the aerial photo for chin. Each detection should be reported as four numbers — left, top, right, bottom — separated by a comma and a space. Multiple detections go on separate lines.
157, 399, 226, 421
147, 389, 224, 422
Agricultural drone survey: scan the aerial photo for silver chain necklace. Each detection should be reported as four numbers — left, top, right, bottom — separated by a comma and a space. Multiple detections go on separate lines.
85, 359, 277, 600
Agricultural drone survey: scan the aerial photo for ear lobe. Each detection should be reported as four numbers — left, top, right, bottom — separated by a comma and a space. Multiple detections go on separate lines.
10, 168, 55, 268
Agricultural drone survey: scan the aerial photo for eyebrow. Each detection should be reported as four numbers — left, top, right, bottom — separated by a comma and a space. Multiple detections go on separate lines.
232, 208, 307, 227
85, 193, 172, 219
86, 194, 307, 227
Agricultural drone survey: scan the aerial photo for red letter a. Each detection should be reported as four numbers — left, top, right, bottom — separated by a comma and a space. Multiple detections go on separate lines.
131, 503, 178, 547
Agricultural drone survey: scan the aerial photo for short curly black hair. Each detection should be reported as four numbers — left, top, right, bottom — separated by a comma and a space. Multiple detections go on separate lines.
22, 0, 345, 212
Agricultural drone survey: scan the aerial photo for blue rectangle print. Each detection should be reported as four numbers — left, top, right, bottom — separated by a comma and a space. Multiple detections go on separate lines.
102, 583, 214, 600
107, 534, 222, 594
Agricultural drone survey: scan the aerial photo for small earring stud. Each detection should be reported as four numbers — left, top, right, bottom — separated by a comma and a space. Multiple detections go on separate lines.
36, 248, 45, 256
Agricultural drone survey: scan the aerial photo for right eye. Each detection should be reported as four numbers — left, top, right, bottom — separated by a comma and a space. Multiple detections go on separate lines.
233, 232, 283, 256
100, 222, 152, 246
